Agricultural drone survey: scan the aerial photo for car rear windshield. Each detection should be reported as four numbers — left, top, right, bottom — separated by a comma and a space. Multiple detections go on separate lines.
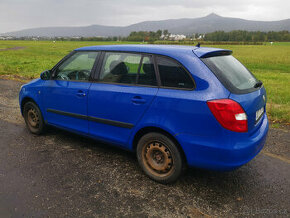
202, 55, 258, 94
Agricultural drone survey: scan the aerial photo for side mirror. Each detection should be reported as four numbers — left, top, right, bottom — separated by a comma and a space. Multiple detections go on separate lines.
40, 70, 51, 80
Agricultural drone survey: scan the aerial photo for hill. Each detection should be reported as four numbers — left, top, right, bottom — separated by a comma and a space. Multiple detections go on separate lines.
1, 13, 290, 37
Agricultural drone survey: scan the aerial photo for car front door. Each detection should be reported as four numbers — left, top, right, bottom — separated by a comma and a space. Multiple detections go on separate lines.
88, 52, 158, 147
43, 51, 99, 134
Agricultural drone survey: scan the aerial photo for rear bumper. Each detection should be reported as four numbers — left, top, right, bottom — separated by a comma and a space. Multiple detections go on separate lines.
176, 114, 269, 171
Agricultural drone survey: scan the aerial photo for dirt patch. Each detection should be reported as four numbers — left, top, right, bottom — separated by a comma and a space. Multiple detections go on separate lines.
0, 46, 26, 51
0, 74, 32, 83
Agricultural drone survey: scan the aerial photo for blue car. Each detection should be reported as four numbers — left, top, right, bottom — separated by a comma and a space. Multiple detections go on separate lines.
19, 45, 269, 183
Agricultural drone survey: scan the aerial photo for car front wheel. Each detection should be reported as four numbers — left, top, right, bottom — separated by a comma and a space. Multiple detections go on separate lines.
23, 101, 45, 135
137, 132, 184, 184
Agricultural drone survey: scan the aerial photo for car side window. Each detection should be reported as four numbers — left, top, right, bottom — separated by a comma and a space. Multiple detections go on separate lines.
156, 56, 194, 89
99, 52, 157, 86
54, 51, 99, 81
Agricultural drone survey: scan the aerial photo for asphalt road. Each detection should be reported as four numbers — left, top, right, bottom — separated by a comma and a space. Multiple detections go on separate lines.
0, 79, 289, 217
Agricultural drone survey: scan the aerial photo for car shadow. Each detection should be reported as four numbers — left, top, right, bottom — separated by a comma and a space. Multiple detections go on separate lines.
44, 125, 255, 187
23, 124, 280, 216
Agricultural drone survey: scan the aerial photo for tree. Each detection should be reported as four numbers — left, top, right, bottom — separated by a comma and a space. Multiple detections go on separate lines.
156, 30, 162, 38
163, 30, 169, 36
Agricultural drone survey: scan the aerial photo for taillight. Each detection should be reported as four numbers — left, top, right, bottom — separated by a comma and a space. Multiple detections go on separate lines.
207, 99, 248, 132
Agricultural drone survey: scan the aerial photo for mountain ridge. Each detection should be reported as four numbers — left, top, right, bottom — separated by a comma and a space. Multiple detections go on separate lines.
1, 13, 290, 37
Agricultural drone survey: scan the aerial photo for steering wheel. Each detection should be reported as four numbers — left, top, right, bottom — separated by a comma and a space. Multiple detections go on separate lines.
58, 74, 69, 80
77, 70, 91, 80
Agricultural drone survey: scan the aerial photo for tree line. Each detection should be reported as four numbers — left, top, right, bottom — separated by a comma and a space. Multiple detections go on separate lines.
126, 30, 169, 42
53, 30, 170, 42
119, 30, 290, 42
2, 30, 289, 42
204, 30, 290, 42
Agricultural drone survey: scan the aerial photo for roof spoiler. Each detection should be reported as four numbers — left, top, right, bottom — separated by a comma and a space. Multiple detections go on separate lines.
200, 50, 232, 58
193, 48, 232, 58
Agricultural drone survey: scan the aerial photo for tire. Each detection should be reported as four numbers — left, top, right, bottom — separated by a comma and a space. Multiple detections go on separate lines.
137, 132, 184, 184
23, 101, 45, 135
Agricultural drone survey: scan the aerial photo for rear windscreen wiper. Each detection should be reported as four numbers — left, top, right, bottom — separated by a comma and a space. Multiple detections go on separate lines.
254, 81, 263, 88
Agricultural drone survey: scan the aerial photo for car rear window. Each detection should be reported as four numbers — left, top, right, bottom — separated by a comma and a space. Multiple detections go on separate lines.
202, 55, 258, 94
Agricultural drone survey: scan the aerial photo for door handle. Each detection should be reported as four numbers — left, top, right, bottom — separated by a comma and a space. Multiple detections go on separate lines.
76, 90, 86, 97
131, 96, 146, 104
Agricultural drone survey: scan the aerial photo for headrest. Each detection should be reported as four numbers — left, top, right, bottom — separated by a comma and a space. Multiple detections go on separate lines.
142, 63, 155, 76
110, 61, 128, 75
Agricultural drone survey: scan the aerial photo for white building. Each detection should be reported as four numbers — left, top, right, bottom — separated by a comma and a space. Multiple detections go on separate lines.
168, 34, 186, 41
160, 34, 187, 41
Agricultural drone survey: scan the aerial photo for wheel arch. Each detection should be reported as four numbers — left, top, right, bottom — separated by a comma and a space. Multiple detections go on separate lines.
20, 97, 38, 116
132, 126, 188, 165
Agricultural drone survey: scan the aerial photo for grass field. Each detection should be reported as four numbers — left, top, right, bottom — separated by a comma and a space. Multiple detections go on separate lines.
0, 40, 289, 125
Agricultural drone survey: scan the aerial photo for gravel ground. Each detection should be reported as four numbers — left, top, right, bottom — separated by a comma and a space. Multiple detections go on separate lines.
0, 79, 289, 217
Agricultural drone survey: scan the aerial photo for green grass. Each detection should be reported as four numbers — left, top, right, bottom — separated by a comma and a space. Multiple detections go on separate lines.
0, 40, 289, 124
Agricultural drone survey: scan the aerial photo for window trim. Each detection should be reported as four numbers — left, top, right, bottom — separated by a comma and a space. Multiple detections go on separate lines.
153, 54, 196, 91
135, 56, 143, 84
92, 51, 159, 88
50, 50, 100, 82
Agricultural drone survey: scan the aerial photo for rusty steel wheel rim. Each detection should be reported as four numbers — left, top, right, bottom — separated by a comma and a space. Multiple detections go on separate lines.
142, 141, 173, 177
27, 108, 39, 128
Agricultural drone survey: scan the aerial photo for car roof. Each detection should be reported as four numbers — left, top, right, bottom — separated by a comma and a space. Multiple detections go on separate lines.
75, 44, 232, 58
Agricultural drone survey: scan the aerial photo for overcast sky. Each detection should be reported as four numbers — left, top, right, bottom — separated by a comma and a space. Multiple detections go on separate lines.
0, 0, 289, 33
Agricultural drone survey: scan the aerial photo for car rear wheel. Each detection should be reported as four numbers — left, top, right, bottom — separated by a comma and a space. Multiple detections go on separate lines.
137, 132, 184, 184
23, 101, 45, 135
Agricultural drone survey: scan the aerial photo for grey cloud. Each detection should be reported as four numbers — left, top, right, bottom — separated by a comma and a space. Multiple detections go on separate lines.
0, 0, 289, 33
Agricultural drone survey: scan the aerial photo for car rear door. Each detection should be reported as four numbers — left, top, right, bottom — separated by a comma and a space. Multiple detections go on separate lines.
201, 54, 267, 133
87, 52, 158, 147
42, 51, 99, 134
